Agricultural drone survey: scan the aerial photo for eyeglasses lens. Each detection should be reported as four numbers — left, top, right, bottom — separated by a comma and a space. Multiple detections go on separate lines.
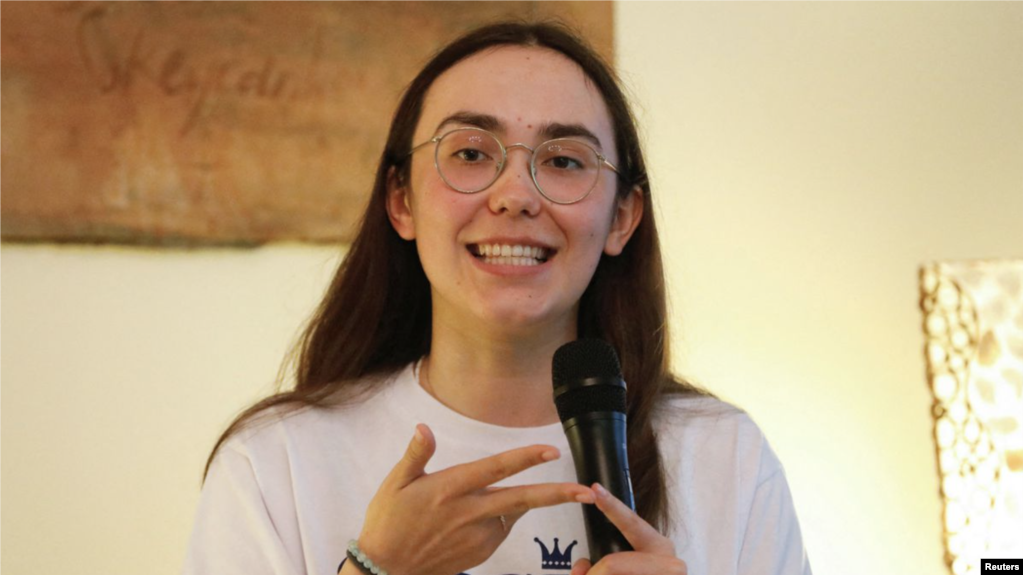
436, 130, 600, 203
533, 140, 600, 203
436, 131, 503, 193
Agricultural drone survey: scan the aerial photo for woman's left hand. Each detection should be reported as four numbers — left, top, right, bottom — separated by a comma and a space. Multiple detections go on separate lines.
569, 483, 688, 575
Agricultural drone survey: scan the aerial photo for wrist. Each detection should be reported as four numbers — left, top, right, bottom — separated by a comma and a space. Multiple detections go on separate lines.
338, 559, 367, 575
347, 539, 391, 575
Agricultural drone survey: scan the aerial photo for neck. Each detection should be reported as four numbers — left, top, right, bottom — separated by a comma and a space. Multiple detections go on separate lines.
421, 317, 575, 427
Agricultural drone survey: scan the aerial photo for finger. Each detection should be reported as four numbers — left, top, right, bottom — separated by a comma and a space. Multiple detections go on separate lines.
592, 483, 674, 555
383, 424, 436, 489
480, 483, 595, 518
441, 444, 561, 493
571, 558, 592, 575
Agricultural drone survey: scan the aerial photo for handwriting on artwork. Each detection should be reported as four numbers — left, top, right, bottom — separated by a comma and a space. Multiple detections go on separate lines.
74, 6, 325, 136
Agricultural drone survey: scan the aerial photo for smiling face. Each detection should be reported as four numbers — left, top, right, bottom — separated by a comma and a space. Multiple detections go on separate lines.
387, 45, 642, 340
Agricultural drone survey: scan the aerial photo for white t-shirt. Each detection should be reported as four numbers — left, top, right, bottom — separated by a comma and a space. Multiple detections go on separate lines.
183, 363, 811, 575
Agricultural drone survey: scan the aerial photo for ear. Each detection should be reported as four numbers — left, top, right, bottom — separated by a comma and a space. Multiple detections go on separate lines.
603, 186, 644, 256
386, 167, 416, 240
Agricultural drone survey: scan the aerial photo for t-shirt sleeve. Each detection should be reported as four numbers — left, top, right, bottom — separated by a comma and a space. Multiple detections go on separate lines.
182, 444, 303, 575
736, 442, 812, 575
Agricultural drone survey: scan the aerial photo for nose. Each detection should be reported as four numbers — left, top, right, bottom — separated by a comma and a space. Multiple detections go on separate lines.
487, 144, 541, 217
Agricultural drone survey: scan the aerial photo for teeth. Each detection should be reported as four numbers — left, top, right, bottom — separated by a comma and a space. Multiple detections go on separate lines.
481, 256, 539, 266
472, 243, 551, 265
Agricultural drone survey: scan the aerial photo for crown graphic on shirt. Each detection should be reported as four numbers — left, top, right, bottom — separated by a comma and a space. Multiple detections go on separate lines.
533, 537, 578, 570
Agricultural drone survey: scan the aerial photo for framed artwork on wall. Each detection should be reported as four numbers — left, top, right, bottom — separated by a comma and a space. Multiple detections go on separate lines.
1, 1, 613, 246
920, 260, 1023, 574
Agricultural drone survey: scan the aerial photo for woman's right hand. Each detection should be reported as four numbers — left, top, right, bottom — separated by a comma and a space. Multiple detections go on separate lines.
352, 423, 595, 575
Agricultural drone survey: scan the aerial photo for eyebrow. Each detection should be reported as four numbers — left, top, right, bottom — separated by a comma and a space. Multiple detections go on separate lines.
435, 112, 502, 134
434, 111, 605, 150
537, 122, 603, 150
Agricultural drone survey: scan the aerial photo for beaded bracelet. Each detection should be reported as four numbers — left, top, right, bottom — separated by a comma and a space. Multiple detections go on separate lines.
345, 540, 389, 575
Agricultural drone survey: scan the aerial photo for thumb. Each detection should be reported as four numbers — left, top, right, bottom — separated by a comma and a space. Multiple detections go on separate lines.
386, 423, 436, 489
571, 558, 592, 575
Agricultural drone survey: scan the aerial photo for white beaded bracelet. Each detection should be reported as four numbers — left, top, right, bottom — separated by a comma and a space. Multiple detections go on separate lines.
346, 540, 389, 575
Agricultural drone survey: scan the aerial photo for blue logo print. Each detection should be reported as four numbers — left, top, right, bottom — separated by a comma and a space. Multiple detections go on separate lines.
533, 537, 577, 571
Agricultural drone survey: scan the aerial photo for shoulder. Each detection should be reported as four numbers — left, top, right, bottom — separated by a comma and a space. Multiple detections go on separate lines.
653, 392, 784, 489
654, 393, 763, 447
218, 366, 411, 466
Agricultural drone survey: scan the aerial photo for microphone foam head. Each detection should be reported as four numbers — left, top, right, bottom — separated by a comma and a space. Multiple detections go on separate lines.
552, 338, 622, 388
552, 339, 626, 422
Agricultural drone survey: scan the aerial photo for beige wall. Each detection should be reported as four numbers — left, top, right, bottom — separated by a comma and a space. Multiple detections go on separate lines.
617, 3, 1022, 574
2, 3, 1021, 574
1, 245, 345, 573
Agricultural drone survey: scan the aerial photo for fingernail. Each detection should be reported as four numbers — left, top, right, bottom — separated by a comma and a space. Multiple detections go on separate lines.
593, 483, 609, 498
414, 425, 425, 444
542, 449, 560, 461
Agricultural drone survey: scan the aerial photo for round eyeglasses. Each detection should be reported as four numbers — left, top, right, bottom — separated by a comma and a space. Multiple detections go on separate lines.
407, 127, 621, 205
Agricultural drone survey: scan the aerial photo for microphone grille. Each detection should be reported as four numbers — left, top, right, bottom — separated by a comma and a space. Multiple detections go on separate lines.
552, 339, 622, 388
552, 339, 626, 422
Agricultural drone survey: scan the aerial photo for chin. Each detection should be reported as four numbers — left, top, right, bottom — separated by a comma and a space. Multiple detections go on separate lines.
475, 302, 576, 337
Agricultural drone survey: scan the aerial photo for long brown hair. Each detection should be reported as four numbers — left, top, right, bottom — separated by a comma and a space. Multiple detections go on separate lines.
205, 21, 706, 533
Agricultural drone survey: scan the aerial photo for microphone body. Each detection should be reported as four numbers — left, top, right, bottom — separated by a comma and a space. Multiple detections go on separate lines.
553, 340, 635, 562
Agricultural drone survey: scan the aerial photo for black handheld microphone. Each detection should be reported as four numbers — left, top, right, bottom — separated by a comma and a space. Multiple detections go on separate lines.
552, 339, 635, 562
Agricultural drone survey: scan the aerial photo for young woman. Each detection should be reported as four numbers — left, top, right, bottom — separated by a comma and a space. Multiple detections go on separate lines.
184, 22, 811, 575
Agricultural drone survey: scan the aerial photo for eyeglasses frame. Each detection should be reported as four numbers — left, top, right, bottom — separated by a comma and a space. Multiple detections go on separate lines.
406, 127, 621, 205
